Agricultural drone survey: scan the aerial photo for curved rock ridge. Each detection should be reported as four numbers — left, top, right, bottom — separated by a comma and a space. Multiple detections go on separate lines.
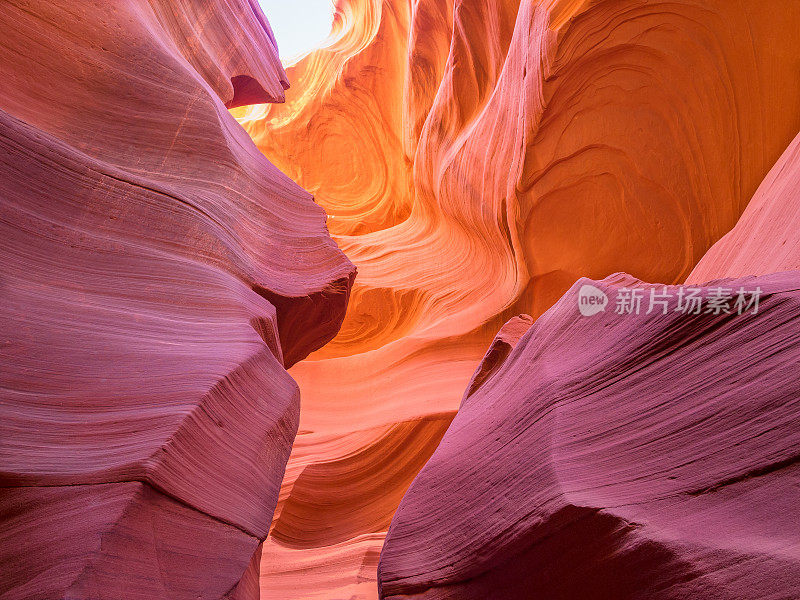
0, 1, 354, 598
270, 413, 454, 549
146, 0, 290, 107
462, 314, 534, 403
233, 0, 800, 595
687, 131, 800, 283
256, 413, 455, 600
379, 272, 800, 600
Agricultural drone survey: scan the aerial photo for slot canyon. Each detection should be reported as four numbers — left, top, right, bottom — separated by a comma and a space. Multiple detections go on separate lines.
1, 1, 799, 599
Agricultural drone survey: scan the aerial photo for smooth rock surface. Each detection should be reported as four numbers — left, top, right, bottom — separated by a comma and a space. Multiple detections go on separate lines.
0, 1, 354, 598
688, 132, 800, 282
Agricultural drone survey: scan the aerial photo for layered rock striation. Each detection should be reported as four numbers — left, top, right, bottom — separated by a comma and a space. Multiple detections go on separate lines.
0, 1, 354, 598
234, 0, 800, 595
379, 271, 800, 599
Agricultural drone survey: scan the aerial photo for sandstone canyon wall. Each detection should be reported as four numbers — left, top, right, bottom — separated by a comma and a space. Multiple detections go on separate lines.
0, 1, 354, 598
3, 0, 800, 598
234, 0, 800, 597
687, 131, 800, 283
378, 59, 800, 600
379, 271, 800, 600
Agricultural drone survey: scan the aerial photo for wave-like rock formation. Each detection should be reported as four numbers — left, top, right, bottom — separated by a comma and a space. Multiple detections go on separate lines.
379, 271, 800, 599
234, 0, 800, 595
0, 1, 354, 598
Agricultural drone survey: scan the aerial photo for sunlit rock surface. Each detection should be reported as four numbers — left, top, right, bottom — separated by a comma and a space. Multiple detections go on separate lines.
379, 272, 800, 599
687, 132, 800, 283
234, 0, 800, 595
0, 1, 354, 598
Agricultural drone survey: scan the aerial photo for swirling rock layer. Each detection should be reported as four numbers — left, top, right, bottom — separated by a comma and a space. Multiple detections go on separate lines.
0, 1, 354, 598
379, 272, 800, 599
234, 0, 800, 595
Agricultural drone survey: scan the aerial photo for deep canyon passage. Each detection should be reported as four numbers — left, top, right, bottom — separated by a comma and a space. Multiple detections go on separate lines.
231, 1, 800, 597
1, 1, 800, 599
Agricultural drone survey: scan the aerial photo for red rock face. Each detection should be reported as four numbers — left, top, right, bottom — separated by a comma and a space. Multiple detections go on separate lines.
233, 0, 800, 595
376, 125, 800, 599
687, 132, 800, 283
462, 314, 534, 402
5, 0, 800, 598
379, 271, 800, 599
0, 1, 354, 598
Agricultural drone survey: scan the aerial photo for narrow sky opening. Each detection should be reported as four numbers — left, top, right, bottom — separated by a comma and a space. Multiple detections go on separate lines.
257, 0, 335, 65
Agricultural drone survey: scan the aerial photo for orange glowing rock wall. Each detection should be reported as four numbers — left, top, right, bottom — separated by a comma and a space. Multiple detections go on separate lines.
687, 131, 800, 283
234, 0, 800, 597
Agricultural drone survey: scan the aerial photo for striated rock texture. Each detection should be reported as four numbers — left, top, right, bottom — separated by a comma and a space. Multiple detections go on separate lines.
234, 0, 800, 595
379, 272, 800, 599
0, 1, 354, 599
462, 314, 534, 402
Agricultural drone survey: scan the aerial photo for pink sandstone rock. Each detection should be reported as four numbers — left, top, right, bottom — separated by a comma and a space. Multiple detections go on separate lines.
0, 1, 354, 598
687, 132, 800, 282
379, 272, 800, 599
462, 314, 535, 402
